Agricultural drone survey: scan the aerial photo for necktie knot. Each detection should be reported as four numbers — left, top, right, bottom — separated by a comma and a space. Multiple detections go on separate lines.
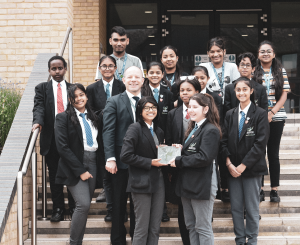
57, 83, 61, 88
79, 112, 93, 147
79, 113, 86, 118
241, 111, 245, 117
153, 88, 158, 93
185, 109, 190, 119
132, 96, 139, 107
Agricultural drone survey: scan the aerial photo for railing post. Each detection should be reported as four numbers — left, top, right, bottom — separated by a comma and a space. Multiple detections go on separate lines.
31, 148, 37, 245
17, 171, 23, 245
68, 30, 73, 84
38, 156, 49, 221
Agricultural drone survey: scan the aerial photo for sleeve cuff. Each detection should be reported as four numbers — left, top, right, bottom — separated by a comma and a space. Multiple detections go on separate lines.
107, 157, 116, 162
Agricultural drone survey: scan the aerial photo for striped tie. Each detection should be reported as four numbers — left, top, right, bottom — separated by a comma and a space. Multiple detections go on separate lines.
105, 83, 110, 99
79, 113, 94, 147
185, 124, 198, 144
57, 83, 64, 114
153, 88, 159, 102
239, 111, 246, 138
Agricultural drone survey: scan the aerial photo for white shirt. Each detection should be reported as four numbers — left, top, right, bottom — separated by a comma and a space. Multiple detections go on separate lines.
195, 118, 207, 129
145, 121, 154, 129
238, 101, 251, 123
52, 79, 68, 116
74, 108, 98, 152
102, 77, 114, 96
200, 87, 207, 94
126, 90, 141, 122
183, 103, 188, 118
149, 84, 160, 96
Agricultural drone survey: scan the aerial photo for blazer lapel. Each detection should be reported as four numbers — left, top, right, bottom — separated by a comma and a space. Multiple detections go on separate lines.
232, 107, 239, 143
142, 125, 157, 156
239, 103, 256, 141
97, 80, 107, 106
46, 80, 55, 120
174, 106, 183, 142
121, 91, 134, 122
75, 123, 84, 146
158, 87, 165, 113
182, 120, 207, 151
112, 79, 121, 96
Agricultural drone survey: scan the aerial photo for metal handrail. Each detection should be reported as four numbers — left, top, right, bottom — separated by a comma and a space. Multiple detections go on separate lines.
17, 128, 39, 245
59, 27, 73, 84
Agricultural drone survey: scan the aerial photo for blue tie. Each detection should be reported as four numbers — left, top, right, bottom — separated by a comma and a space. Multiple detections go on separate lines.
153, 88, 159, 102
105, 83, 110, 99
150, 126, 154, 136
185, 124, 198, 144
79, 113, 94, 147
239, 111, 246, 138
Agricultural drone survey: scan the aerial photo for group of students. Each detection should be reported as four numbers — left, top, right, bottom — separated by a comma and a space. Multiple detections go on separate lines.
32, 25, 290, 245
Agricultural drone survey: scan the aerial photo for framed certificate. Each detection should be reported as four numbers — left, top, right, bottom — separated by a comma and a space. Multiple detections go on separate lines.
157, 145, 181, 164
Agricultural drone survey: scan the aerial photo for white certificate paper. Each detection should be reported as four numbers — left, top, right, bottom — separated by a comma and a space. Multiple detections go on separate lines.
157, 146, 181, 164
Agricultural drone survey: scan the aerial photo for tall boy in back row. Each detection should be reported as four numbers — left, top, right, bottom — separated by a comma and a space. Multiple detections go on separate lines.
32, 56, 75, 221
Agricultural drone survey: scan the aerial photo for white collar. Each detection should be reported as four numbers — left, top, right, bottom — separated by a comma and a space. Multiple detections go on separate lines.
149, 84, 160, 93
239, 101, 252, 116
195, 118, 207, 128
52, 78, 66, 86
102, 77, 114, 85
144, 121, 154, 129
74, 107, 87, 117
183, 103, 188, 112
200, 87, 207, 94
126, 90, 141, 99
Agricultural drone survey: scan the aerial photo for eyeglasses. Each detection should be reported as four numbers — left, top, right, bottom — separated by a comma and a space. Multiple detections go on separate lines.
143, 106, 157, 112
100, 65, 116, 70
180, 75, 195, 81
259, 49, 273, 55
239, 63, 252, 69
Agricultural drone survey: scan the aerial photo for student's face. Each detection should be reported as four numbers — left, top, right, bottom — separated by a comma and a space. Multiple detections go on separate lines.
141, 102, 157, 123
49, 59, 67, 82
258, 44, 275, 64
207, 45, 226, 65
72, 88, 88, 112
122, 67, 144, 94
238, 57, 255, 79
235, 81, 253, 104
179, 82, 199, 106
188, 99, 208, 123
99, 58, 117, 80
160, 48, 178, 70
194, 70, 209, 91
109, 33, 129, 54
147, 65, 163, 87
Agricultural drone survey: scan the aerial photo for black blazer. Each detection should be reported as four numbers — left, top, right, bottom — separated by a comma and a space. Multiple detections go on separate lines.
157, 86, 174, 134
102, 91, 135, 169
220, 103, 269, 177
86, 78, 125, 112
32, 80, 71, 156
165, 105, 184, 146
175, 121, 220, 200
120, 122, 164, 193
54, 111, 103, 187
206, 89, 223, 125
224, 79, 268, 115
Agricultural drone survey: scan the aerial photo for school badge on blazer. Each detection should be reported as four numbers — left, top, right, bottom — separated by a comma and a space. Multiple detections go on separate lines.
246, 126, 255, 136
162, 106, 168, 114
187, 142, 197, 152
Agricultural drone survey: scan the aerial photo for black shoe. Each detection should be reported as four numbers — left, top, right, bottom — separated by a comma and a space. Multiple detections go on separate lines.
104, 211, 112, 222
124, 211, 128, 222
260, 189, 265, 202
270, 190, 280, 202
50, 208, 64, 222
69, 207, 75, 219
221, 190, 230, 203
96, 190, 106, 202
259, 215, 261, 220
161, 213, 170, 222
211, 217, 213, 222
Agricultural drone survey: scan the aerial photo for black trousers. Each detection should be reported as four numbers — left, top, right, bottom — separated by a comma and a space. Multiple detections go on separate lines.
265, 120, 285, 187
218, 154, 228, 189
110, 168, 135, 245
178, 200, 190, 245
45, 135, 75, 210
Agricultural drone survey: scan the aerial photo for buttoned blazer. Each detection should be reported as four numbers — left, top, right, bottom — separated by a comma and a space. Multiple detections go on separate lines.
55, 111, 103, 187
120, 122, 164, 193
224, 79, 268, 116
86, 78, 125, 112
220, 103, 269, 177
174, 121, 221, 200
32, 80, 71, 156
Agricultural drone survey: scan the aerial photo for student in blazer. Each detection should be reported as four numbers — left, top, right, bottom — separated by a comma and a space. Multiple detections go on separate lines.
32, 56, 74, 222
169, 93, 221, 245
220, 77, 269, 245
55, 83, 102, 245
86, 55, 125, 219
121, 97, 165, 245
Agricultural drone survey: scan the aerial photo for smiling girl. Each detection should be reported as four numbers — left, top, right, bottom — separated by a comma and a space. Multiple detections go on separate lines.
220, 77, 269, 245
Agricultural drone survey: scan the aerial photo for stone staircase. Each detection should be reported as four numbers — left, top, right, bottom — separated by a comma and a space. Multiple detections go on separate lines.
24, 123, 300, 244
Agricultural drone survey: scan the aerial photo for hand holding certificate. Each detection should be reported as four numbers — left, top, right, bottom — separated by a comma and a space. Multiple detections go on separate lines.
157, 145, 182, 165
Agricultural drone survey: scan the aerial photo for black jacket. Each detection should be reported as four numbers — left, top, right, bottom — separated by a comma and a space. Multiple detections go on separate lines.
224, 79, 268, 115
32, 80, 71, 156
86, 78, 125, 112
54, 111, 104, 187
165, 105, 185, 146
157, 86, 174, 134
120, 122, 164, 193
206, 89, 223, 125
220, 103, 269, 177
175, 121, 220, 200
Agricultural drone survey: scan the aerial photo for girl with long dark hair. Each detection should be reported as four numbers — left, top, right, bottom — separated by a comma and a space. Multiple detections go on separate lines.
120, 96, 165, 245
169, 93, 221, 245
220, 77, 269, 245
253, 40, 290, 202
55, 83, 101, 245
